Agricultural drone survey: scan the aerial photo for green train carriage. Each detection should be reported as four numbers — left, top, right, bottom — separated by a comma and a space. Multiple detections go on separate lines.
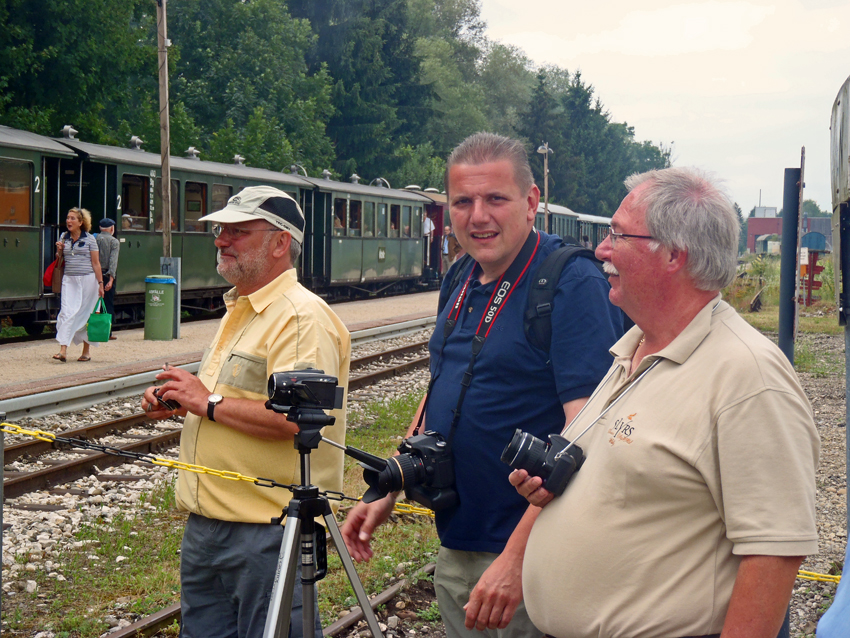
0, 124, 439, 333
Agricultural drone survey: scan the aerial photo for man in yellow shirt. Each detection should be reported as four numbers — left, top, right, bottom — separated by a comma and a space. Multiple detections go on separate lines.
142, 186, 350, 638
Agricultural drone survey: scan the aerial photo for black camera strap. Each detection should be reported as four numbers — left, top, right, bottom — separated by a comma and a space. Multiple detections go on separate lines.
414, 230, 541, 440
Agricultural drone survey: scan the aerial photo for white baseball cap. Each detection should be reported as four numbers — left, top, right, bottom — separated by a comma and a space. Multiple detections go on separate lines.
199, 185, 305, 244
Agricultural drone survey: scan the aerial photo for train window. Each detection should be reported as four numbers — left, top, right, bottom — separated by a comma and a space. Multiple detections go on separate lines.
376, 203, 387, 237
401, 206, 411, 238
154, 178, 180, 232
363, 201, 375, 237
349, 200, 362, 237
0, 159, 32, 226
185, 182, 208, 232
212, 184, 232, 215
121, 174, 150, 230
333, 198, 346, 236
412, 206, 423, 238
390, 205, 400, 237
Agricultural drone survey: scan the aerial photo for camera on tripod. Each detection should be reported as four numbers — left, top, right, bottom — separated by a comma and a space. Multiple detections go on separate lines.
267, 369, 345, 413
501, 429, 585, 496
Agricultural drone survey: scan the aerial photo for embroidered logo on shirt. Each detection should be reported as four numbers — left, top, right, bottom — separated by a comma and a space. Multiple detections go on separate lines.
608, 414, 636, 446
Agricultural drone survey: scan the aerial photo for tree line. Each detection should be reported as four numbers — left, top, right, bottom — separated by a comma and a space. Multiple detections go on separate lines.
0, 0, 671, 217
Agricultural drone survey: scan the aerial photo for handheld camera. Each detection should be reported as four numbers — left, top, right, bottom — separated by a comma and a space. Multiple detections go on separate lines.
501, 429, 585, 496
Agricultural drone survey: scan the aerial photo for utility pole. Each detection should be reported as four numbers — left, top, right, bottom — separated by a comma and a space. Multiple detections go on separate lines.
155, 0, 180, 339
537, 142, 553, 233
156, 0, 172, 258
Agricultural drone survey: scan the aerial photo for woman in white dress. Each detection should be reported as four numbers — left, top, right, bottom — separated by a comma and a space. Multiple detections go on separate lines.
53, 208, 104, 362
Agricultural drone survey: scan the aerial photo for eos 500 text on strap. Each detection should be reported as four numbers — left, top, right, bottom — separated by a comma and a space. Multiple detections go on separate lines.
422, 229, 541, 436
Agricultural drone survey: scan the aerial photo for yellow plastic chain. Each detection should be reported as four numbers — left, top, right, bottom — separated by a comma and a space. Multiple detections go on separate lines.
798, 570, 841, 584
1, 422, 433, 518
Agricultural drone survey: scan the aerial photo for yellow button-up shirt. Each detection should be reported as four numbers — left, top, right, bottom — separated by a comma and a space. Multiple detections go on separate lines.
176, 269, 350, 523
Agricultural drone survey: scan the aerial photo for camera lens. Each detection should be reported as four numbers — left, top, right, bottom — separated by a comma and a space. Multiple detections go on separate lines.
501, 429, 550, 478
363, 453, 424, 498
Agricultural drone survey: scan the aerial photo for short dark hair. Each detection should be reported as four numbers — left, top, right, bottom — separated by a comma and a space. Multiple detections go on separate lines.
445, 132, 534, 195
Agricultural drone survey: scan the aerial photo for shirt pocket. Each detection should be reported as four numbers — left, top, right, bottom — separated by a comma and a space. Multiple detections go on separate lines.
218, 350, 267, 396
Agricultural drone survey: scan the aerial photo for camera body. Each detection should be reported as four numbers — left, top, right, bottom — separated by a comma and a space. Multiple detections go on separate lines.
267, 369, 344, 412
501, 429, 585, 496
362, 430, 458, 511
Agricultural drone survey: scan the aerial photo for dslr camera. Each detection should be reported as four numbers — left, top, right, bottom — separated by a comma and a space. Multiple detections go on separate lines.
501, 429, 585, 496
361, 430, 457, 511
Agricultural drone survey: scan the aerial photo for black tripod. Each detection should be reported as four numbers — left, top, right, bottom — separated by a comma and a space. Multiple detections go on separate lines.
262, 406, 384, 638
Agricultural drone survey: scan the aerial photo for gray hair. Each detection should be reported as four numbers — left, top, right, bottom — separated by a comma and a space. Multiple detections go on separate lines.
625, 167, 739, 290
289, 238, 302, 267
445, 132, 534, 195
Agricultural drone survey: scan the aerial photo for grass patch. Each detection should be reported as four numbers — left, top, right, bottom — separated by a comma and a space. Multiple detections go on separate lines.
793, 342, 843, 377
320, 390, 440, 626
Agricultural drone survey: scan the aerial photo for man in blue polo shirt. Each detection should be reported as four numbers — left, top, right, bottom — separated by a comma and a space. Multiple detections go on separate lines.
342, 132, 622, 637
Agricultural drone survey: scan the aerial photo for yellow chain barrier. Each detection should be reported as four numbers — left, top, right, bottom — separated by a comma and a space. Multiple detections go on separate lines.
1, 422, 433, 519
798, 570, 841, 584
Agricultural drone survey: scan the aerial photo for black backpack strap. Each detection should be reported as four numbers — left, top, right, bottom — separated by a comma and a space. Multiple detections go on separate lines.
524, 242, 604, 352
438, 253, 474, 314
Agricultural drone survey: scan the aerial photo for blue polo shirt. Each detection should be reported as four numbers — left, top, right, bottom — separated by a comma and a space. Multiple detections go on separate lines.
426, 231, 622, 553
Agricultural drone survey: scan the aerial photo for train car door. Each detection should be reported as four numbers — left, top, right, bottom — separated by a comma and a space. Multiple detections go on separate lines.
0, 157, 40, 299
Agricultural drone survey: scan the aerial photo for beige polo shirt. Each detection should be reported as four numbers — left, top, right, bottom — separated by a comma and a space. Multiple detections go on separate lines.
175, 268, 350, 524
523, 297, 819, 638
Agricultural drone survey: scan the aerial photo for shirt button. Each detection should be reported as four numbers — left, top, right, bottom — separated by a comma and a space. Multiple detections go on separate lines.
468, 307, 473, 313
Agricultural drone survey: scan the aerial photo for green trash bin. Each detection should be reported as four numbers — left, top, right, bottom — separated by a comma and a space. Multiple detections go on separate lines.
144, 275, 177, 340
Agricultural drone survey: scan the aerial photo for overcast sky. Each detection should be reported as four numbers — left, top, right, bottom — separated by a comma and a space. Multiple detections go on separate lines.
480, 0, 849, 214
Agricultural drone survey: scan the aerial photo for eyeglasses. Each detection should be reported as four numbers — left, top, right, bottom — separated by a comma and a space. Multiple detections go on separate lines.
212, 224, 282, 239
607, 226, 654, 247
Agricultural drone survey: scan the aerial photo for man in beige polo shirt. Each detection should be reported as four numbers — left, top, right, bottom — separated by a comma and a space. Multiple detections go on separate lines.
512, 167, 819, 638
141, 186, 349, 638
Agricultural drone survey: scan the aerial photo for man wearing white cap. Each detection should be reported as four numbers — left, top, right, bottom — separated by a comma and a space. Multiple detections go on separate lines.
141, 185, 350, 638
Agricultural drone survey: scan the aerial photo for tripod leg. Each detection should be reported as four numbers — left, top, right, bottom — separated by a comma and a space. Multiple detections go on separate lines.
324, 512, 385, 638
263, 514, 302, 638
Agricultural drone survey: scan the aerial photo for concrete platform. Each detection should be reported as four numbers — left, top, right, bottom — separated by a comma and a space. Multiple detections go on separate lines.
0, 291, 439, 399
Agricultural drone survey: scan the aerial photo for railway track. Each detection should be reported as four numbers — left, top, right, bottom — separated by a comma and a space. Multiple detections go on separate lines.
3, 340, 430, 500
0, 316, 436, 420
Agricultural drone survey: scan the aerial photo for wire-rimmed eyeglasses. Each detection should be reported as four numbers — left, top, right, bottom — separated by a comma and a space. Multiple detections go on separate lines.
212, 224, 282, 239
607, 226, 654, 247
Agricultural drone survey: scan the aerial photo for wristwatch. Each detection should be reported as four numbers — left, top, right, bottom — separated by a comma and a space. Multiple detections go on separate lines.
207, 393, 224, 422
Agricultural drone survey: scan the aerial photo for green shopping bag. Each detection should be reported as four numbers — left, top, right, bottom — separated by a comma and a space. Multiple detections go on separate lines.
87, 298, 112, 342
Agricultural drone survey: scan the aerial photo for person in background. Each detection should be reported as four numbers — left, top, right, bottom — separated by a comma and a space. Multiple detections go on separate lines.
442, 225, 453, 274
141, 186, 349, 638
96, 218, 120, 340
53, 207, 103, 362
514, 167, 819, 638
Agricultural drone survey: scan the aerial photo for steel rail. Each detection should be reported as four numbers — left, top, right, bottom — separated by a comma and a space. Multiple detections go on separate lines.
0, 317, 435, 420
3, 340, 430, 465
104, 561, 437, 638
3, 429, 182, 499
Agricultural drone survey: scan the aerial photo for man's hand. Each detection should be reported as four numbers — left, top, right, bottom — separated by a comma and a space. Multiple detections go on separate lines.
509, 469, 555, 507
341, 494, 397, 562
148, 366, 211, 418
463, 549, 524, 630
142, 384, 188, 420
104, 276, 113, 292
